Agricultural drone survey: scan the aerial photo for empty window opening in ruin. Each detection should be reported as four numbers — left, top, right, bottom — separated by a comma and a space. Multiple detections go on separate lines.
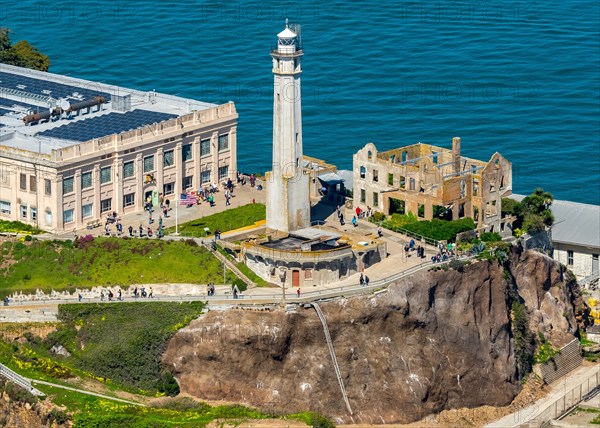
402, 151, 407, 162
360, 166, 366, 179
388, 173, 394, 186
400, 176, 406, 189
409, 178, 416, 191
373, 192, 379, 207
500, 175, 505, 189
432, 152, 438, 164
418, 204, 425, 218
485, 200, 497, 217
474, 206, 479, 222
373, 170, 379, 182
433, 205, 451, 221
360, 189, 366, 203
367, 150, 373, 160
459, 203, 465, 218
389, 198, 405, 215
473, 179, 480, 197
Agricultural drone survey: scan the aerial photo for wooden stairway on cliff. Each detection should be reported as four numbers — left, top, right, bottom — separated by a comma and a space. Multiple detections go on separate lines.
538, 339, 583, 385
0, 362, 45, 397
312, 302, 353, 416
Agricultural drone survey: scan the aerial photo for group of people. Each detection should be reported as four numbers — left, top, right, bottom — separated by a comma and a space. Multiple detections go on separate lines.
133, 286, 153, 298
207, 283, 216, 296
404, 239, 426, 259
359, 273, 370, 287
99, 289, 122, 301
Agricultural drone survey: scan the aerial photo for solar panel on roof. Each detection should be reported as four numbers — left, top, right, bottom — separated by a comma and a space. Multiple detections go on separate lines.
37, 110, 178, 142
0, 71, 112, 103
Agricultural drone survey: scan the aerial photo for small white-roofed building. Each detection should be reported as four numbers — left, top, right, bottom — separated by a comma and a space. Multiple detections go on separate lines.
512, 195, 600, 281
0, 64, 237, 232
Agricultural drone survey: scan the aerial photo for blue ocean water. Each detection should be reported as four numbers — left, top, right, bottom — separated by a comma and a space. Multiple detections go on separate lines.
2, 1, 599, 204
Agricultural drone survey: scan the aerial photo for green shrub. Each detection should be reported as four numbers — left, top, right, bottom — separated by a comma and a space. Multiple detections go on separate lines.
371, 211, 385, 222
43, 408, 70, 425
512, 301, 535, 378
480, 232, 502, 242
523, 213, 546, 234
24, 235, 32, 242
51, 302, 204, 393
156, 371, 180, 397
448, 259, 465, 272
0, 220, 42, 234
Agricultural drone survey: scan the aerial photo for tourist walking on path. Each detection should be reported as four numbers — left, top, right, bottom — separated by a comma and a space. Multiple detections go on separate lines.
359, 273, 364, 286
365, 275, 370, 287
118, 289, 122, 301
149, 287, 153, 298
297, 288, 301, 298
352, 216, 357, 227
128, 225, 133, 237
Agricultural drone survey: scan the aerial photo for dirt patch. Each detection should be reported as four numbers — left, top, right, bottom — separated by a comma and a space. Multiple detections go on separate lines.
339, 374, 547, 428
206, 419, 308, 428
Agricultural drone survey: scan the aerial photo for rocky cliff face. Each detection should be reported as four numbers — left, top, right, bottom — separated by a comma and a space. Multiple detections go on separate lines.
163, 249, 582, 424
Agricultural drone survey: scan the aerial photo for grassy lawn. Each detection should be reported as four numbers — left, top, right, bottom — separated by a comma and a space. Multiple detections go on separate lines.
216, 244, 270, 287
0, 237, 239, 297
166, 203, 265, 236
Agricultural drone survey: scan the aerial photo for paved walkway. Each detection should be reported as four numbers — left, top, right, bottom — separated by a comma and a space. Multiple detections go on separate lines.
55, 181, 267, 239
31, 379, 144, 406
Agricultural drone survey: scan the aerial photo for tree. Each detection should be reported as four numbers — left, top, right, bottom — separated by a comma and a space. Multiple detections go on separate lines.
0, 28, 50, 71
12, 40, 50, 71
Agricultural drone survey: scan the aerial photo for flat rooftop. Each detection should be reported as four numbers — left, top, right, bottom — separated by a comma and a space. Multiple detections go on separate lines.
0, 64, 217, 154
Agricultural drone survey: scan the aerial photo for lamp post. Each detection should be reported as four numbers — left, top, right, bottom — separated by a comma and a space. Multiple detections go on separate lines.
279, 267, 287, 304
173, 195, 179, 236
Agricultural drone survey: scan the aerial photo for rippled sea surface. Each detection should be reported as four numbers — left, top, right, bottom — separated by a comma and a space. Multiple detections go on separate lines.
2, 1, 599, 203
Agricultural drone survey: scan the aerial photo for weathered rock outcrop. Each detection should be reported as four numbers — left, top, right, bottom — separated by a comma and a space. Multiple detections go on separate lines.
163, 249, 582, 424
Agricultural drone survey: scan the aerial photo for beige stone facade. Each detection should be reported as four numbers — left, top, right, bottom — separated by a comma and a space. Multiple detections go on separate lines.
0, 103, 237, 232
353, 138, 513, 233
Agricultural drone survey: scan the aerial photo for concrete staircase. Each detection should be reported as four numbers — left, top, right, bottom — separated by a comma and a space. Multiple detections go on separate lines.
539, 339, 583, 385
0, 362, 45, 397
312, 302, 353, 416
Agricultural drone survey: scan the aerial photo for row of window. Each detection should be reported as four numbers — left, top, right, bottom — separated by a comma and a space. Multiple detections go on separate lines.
63, 166, 112, 194
62, 136, 230, 195
359, 189, 379, 207
0, 200, 37, 221
60, 167, 230, 224
18, 174, 53, 195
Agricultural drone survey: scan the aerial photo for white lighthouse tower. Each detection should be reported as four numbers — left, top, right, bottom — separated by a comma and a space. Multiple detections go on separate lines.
266, 20, 310, 233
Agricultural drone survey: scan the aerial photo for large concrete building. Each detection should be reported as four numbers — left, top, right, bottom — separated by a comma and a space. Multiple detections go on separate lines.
0, 64, 237, 232
265, 20, 310, 233
353, 138, 513, 234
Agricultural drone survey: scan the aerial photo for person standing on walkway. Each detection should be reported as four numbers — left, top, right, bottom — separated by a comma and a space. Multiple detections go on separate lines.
297, 288, 301, 298
365, 275, 370, 287
118, 289, 122, 301
359, 273, 364, 286
128, 225, 133, 237
352, 216, 357, 227
149, 287, 153, 298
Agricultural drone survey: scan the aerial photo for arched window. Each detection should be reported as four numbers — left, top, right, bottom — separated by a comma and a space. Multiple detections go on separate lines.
360, 166, 366, 179
367, 151, 373, 160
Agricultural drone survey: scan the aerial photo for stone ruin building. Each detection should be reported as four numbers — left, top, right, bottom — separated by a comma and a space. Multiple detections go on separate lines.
353, 137, 513, 235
